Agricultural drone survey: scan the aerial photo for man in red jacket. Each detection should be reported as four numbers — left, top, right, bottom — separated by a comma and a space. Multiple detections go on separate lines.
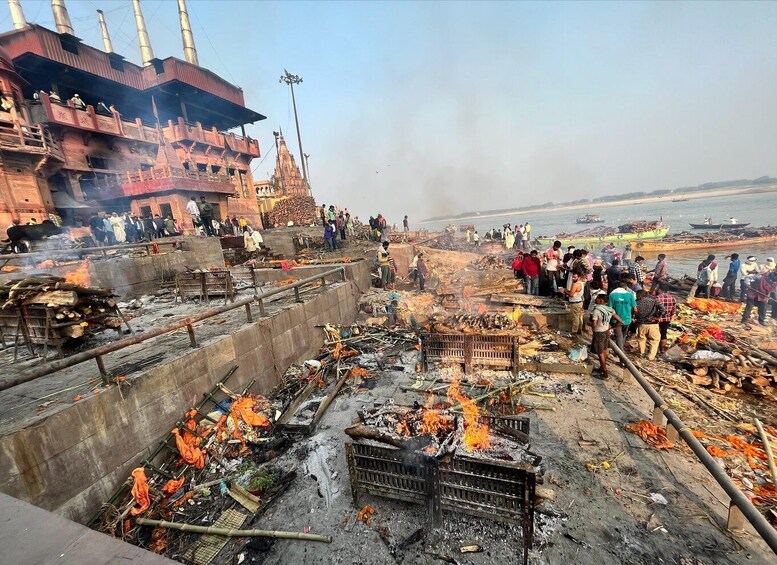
511, 252, 524, 279
741, 272, 777, 326
523, 250, 541, 296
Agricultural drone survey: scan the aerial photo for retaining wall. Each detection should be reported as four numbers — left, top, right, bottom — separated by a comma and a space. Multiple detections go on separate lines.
0, 281, 360, 524
0, 237, 226, 299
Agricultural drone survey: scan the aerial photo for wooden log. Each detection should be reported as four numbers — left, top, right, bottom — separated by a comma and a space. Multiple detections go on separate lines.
693, 367, 709, 377
134, 517, 332, 542
344, 423, 433, 450
22, 290, 78, 307
53, 282, 114, 297
686, 373, 713, 386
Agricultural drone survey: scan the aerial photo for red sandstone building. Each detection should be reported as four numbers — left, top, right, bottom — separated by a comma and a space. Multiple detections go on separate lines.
0, 0, 265, 232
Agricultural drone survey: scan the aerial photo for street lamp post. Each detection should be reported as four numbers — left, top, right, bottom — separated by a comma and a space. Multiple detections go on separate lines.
279, 69, 311, 196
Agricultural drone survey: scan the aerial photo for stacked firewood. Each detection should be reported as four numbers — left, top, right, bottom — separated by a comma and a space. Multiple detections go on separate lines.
676, 337, 777, 396
0, 276, 121, 338
618, 220, 661, 233
431, 312, 516, 333
268, 196, 318, 227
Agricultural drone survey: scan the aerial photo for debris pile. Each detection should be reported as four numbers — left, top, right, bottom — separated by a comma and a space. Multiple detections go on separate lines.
268, 195, 318, 227
471, 255, 507, 270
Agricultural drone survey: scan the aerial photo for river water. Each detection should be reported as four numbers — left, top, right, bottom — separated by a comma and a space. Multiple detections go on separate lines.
421, 191, 777, 277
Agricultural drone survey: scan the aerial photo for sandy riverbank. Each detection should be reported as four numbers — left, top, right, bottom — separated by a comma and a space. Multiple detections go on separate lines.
420, 184, 777, 224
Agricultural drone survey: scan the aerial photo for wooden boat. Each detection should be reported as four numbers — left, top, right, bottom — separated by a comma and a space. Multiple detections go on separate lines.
536, 225, 670, 246
576, 214, 604, 224
634, 233, 777, 252
689, 223, 750, 230
672, 197, 689, 202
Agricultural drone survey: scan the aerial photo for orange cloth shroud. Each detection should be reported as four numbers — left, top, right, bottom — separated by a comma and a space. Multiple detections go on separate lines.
171, 428, 205, 469
130, 467, 151, 516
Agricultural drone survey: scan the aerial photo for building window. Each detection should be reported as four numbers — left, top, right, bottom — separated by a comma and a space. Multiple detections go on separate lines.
140, 206, 152, 219
87, 155, 109, 169
159, 203, 173, 219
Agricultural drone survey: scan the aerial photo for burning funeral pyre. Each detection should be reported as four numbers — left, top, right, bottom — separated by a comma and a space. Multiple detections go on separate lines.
345, 376, 539, 465
0, 268, 126, 353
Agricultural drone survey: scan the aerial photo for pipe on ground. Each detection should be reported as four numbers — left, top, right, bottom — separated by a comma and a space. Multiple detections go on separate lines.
609, 339, 777, 555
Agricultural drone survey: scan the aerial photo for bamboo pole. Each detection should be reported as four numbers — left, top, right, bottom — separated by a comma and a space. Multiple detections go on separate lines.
135, 518, 332, 543
754, 418, 777, 486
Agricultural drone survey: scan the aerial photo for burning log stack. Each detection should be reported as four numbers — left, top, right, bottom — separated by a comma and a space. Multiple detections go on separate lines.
268, 195, 318, 227
0, 274, 123, 342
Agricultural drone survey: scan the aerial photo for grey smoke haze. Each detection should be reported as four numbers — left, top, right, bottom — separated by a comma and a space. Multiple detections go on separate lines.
30, 1, 777, 224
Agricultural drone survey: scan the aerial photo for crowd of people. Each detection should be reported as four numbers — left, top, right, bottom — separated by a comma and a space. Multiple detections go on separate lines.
504, 238, 777, 380
320, 204, 356, 251
465, 222, 532, 249
83, 196, 264, 247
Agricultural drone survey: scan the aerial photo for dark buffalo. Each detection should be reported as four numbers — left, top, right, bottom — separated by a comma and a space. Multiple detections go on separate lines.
4, 220, 64, 253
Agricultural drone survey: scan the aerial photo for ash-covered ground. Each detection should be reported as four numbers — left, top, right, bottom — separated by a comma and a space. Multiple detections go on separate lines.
221, 347, 772, 565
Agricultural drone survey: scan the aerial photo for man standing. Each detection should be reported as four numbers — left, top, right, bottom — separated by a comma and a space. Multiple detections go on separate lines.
655, 283, 677, 353
186, 196, 201, 232
198, 196, 214, 237
563, 272, 585, 337
377, 241, 391, 289
649, 254, 669, 293
721, 253, 741, 301
589, 293, 622, 380
324, 221, 337, 251
89, 212, 105, 246
403, 215, 409, 241
320, 204, 327, 227
630, 256, 646, 288
515, 225, 524, 250
473, 231, 480, 246
635, 289, 664, 361
606, 258, 622, 294
741, 272, 777, 326
416, 252, 429, 291
523, 250, 541, 296
102, 213, 115, 245
739, 256, 760, 302
544, 240, 562, 295
524, 221, 531, 245
608, 278, 637, 352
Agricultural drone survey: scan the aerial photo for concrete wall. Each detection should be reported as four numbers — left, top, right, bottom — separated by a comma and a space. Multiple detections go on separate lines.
0, 237, 225, 299
0, 281, 361, 524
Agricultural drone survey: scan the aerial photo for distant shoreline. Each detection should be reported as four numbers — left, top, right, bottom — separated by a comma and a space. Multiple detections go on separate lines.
419, 184, 777, 225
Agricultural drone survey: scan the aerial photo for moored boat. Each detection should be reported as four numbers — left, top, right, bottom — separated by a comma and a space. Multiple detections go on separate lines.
576, 214, 604, 224
536, 221, 669, 246
635, 233, 777, 252
689, 222, 750, 230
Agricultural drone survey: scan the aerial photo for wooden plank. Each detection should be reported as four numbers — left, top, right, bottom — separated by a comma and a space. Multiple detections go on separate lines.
490, 293, 558, 308
518, 362, 592, 374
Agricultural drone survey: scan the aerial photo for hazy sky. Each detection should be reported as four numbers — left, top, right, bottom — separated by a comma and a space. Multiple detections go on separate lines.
7, 1, 777, 222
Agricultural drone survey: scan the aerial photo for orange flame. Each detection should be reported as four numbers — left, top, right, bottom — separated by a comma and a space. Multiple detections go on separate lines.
396, 420, 411, 437
420, 395, 450, 436
447, 378, 490, 451
65, 261, 91, 287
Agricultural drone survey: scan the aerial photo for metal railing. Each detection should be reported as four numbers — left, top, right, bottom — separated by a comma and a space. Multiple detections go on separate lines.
0, 267, 347, 393
609, 340, 777, 555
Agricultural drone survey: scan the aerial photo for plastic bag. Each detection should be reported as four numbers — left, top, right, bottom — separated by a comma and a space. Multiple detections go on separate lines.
568, 345, 588, 361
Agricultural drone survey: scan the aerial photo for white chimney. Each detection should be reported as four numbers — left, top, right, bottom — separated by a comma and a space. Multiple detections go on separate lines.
97, 10, 113, 53
50, 0, 75, 35
177, 0, 199, 66
8, 0, 27, 29
132, 0, 155, 66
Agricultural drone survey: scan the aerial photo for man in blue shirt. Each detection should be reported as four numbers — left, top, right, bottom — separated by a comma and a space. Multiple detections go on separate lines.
608, 278, 637, 352
721, 253, 740, 301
